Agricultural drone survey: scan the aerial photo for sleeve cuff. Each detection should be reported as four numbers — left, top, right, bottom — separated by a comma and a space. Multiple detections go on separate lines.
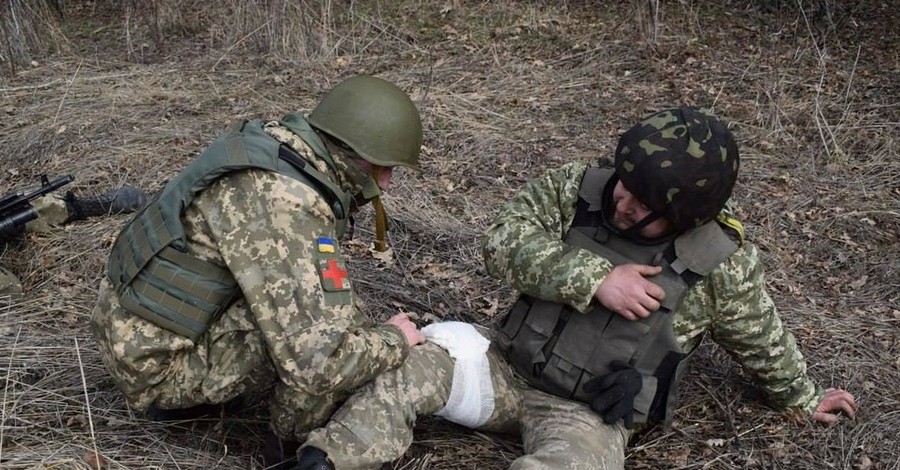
376, 323, 410, 370
803, 385, 826, 416
568, 257, 612, 313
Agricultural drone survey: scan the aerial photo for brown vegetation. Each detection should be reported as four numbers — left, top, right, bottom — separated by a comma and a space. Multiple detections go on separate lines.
1, 1, 897, 469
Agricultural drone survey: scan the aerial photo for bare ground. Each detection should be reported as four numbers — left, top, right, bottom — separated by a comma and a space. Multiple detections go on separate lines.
1, 1, 898, 469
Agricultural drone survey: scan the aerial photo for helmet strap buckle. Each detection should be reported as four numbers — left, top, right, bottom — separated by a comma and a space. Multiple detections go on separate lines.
371, 166, 389, 252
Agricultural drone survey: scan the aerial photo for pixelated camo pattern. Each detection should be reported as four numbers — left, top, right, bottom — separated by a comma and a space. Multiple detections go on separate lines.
483, 161, 821, 413
91, 130, 407, 438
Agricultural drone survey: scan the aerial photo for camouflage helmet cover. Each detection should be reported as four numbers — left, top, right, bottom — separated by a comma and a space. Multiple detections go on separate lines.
614, 107, 740, 230
308, 75, 423, 170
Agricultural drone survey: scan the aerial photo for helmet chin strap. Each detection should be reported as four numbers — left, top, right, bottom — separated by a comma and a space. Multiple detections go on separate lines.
371, 166, 389, 252
600, 174, 673, 244
621, 212, 662, 238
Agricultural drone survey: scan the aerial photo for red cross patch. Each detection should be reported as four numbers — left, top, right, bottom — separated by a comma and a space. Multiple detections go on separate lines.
318, 258, 350, 292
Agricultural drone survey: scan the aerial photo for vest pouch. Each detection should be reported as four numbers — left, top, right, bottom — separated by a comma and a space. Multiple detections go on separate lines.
118, 245, 240, 342
537, 351, 587, 399
501, 297, 563, 378
497, 296, 530, 350
589, 314, 652, 367
556, 310, 654, 402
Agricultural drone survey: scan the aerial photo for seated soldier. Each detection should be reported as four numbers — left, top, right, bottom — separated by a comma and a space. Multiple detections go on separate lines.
292, 108, 857, 470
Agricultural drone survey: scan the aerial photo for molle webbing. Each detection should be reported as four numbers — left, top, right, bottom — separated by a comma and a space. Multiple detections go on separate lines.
497, 166, 739, 425
107, 117, 349, 341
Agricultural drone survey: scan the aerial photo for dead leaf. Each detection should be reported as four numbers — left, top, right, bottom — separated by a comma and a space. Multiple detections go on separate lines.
417, 262, 454, 279
857, 455, 873, 470
480, 297, 499, 317
83, 451, 106, 469
369, 244, 395, 266
671, 447, 689, 466
66, 414, 88, 428
849, 276, 868, 290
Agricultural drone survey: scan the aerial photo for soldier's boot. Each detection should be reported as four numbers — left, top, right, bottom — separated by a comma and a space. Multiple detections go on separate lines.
294, 446, 334, 470
146, 394, 247, 422
261, 432, 300, 470
146, 403, 225, 421
64, 187, 147, 222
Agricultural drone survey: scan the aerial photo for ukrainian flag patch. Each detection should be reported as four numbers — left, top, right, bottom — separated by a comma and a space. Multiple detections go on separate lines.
316, 236, 336, 254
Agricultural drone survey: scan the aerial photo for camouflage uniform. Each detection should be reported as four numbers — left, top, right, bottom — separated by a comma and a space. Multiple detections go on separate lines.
0, 195, 69, 296
302, 161, 823, 469
90, 122, 408, 441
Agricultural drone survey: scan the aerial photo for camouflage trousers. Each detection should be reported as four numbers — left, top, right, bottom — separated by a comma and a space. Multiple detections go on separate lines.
1, 196, 69, 296
304, 340, 631, 470
91, 278, 352, 441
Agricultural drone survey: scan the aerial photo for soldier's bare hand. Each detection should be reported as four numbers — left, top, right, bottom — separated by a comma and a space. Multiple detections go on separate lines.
812, 387, 857, 425
594, 264, 665, 321
385, 313, 426, 347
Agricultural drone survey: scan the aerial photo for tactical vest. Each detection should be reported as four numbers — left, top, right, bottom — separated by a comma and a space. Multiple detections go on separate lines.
496, 167, 740, 425
107, 114, 351, 342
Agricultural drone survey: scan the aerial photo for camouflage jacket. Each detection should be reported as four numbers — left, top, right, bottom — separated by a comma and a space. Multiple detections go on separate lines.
93, 122, 408, 408
482, 161, 823, 414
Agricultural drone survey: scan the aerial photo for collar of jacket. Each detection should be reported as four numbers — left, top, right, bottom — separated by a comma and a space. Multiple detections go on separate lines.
264, 122, 381, 207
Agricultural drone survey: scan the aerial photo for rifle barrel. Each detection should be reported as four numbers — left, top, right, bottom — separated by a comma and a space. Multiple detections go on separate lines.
0, 174, 74, 214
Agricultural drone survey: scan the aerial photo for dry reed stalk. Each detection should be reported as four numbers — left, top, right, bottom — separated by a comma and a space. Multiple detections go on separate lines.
0, 0, 68, 74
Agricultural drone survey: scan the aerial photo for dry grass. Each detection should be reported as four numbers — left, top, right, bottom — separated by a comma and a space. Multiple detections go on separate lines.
1, 1, 898, 469
0, 0, 69, 74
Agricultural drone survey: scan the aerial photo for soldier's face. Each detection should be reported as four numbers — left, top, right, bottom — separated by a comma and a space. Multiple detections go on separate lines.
611, 181, 673, 238
355, 160, 394, 190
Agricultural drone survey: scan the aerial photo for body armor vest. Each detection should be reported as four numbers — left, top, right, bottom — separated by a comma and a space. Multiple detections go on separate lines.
107, 114, 350, 342
496, 167, 739, 425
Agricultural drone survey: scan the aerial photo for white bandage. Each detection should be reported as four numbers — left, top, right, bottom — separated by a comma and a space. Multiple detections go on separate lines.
422, 322, 495, 428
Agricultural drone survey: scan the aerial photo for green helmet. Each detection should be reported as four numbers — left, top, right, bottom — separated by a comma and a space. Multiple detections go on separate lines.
614, 107, 740, 231
308, 75, 423, 170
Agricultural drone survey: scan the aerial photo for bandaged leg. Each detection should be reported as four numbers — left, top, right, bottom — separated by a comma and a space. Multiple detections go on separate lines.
422, 321, 495, 428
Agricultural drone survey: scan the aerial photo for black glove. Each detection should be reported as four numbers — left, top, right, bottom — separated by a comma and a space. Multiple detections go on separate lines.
583, 360, 643, 429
